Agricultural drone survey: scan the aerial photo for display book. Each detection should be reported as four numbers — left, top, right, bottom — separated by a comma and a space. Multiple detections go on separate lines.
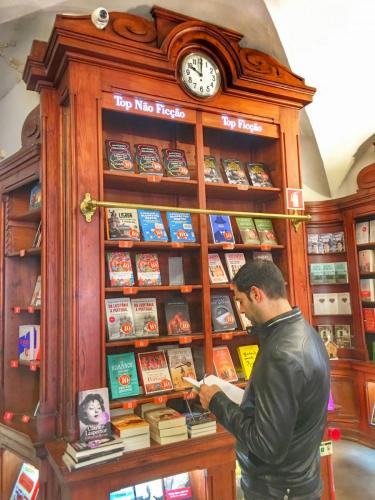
9, 462, 39, 500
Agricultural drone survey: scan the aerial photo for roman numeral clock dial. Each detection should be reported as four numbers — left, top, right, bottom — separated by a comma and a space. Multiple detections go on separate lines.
180, 51, 221, 98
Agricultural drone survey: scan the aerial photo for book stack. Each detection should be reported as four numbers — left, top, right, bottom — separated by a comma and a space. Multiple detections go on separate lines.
144, 407, 188, 445
63, 436, 124, 471
111, 414, 151, 452
184, 409, 216, 439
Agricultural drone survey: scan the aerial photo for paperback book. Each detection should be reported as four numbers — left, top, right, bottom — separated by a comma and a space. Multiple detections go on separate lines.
204, 155, 224, 183
356, 221, 369, 244
138, 209, 168, 242
18, 325, 40, 361
163, 473, 193, 500
131, 298, 159, 337
237, 345, 259, 380
9, 462, 39, 500
106, 208, 140, 241
209, 214, 235, 244
309, 263, 324, 285
29, 182, 42, 210
235, 217, 261, 245
109, 486, 136, 500
107, 352, 140, 399
332, 231, 346, 253
166, 211, 196, 242
135, 253, 161, 286
334, 262, 348, 284
105, 140, 134, 172
164, 298, 192, 335
221, 158, 249, 185
30, 275, 41, 307
137, 351, 173, 394
107, 252, 134, 287
167, 347, 197, 390
134, 143, 163, 175
111, 414, 150, 438
168, 256, 185, 285
246, 163, 273, 187
208, 253, 228, 284
144, 407, 186, 430
307, 233, 319, 254
334, 325, 352, 348
78, 387, 111, 442
105, 298, 136, 340
212, 346, 238, 382
317, 325, 334, 343
253, 219, 278, 245
162, 148, 190, 179
224, 252, 246, 280
211, 295, 237, 332
66, 436, 124, 461
358, 250, 375, 273
134, 479, 164, 499
32, 221, 42, 247
318, 233, 334, 254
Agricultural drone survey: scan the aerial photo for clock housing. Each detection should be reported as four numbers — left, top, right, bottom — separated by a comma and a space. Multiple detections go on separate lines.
180, 51, 221, 98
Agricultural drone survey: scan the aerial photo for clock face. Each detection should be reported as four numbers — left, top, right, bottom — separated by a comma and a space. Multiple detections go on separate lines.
180, 52, 221, 98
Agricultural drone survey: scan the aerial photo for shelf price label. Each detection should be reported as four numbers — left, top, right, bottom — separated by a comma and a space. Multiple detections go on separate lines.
183, 391, 197, 400
320, 440, 333, 456
260, 244, 272, 251
222, 243, 235, 250
122, 287, 138, 295
10, 359, 19, 368
122, 400, 138, 410
180, 285, 192, 293
221, 333, 233, 341
29, 362, 39, 372
171, 242, 184, 248
179, 336, 192, 345
3, 411, 14, 422
146, 175, 162, 183
27, 306, 35, 314
19, 249, 26, 257
153, 395, 168, 404
13, 306, 21, 314
119, 241, 134, 248
21, 415, 31, 423
134, 339, 149, 348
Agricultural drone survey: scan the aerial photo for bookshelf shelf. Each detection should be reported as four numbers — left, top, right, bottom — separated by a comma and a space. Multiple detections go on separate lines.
205, 182, 280, 201
104, 241, 200, 250
10, 208, 41, 223
105, 334, 204, 348
6, 247, 41, 258
105, 285, 202, 293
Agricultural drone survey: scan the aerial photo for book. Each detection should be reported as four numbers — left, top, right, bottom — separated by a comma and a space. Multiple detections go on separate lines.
163, 472, 193, 500
111, 414, 150, 438
106, 252, 134, 287
363, 307, 375, 331
106, 208, 140, 241
107, 352, 140, 399
356, 221, 370, 244
30, 275, 41, 307
78, 387, 111, 442
135, 253, 162, 286
360, 279, 375, 302
105, 140, 134, 172
109, 486, 136, 500
66, 436, 124, 461
29, 182, 41, 210
138, 209, 168, 242
208, 253, 228, 284
358, 250, 375, 273
164, 298, 192, 335
307, 233, 319, 254
334, 324, 352, 348
9, 462, 39, 500
337, 292, 351, 315
166, 211, 196, 242
204, 155, 224, 183
253, 219, 278, 245
167, 347, 196, 390
318, 233, 333, 254
144, 407, 186, 429
211, 295, 237, 332
234, 299, 252, 330
246, 163, 273, 187
131, 298, 159, 337
212, 346, 238, 382
221, 158, 249, 185
136, 402, 166, 419
334, 262, 348, 284
62, 449, 123, 471
332, 231, 345, 253
18, 325, 40, 361
183, 374, 244, 405
137, 351, 173, 394
313, 293, 338, 315
105, 298, 136, 340
322, 262, 336, 284
168, 256, 185, 285
122, 434, 151, 453
135, 143, 163, 175
309, 263, 324, 285
235, 217, 261, 245
237, 345, 259, 380
209, 214, 235, 244
32, 221, 42, 247
317, 325, 334, 343
252, 251, 273, 262
224, 252, 246, 280
134, 479, 164, 500
370, 220, 375, 243
162, 148, 190, 179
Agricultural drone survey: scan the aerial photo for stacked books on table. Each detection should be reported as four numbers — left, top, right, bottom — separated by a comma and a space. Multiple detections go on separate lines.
144, 407, 188, 445
111, 414, 151, 452
184, 408, 217, 438
62, 436, 125, 471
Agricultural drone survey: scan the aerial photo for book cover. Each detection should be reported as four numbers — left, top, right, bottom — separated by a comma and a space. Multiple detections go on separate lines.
30, 275, 41, 307
163, 473, 193, 500
309, 263, 324, 285
334, 325, 351, 348
134, 479, 164, 499
211, 295, 237, 331
356, 221, 370, 244
164, 298, 192, 335
332, 231, 346, 253
358, 250, 375, 273
109, 486, 136, 500
208, 253, 228, 284
105, 140, 134, 172
111, 414, 150, 438
63, 449, 123, 471
135, 253, 161, 286
334, 262, 348, 284
313, 293, 338, 316
106, 208, 140, 241
137, 351, 173, 394
168, 256, 185, 286
221, 158, 249, 185
235, 217, 260, 245
224, 252, 246, 280
337, 292, 352, 315
317, 325, 334, 343
29, 182, 41, 210
162, 148, 190, 179
166, 212, 196, 243
360, 279, 375, 302
237, 345, 259, 380
32, 221, 42, 247
144, 407, 186, 429
150, 430, 188, 444
212, 346, 238, 382
107, 252, 134, 287
167, 347, 196, 390
9, 462, 39, 500
105, 298, 136, 340
204, 155, 224, 183
370, 220, 375, 243
322, 262, 336, 284
131, 298, 159, 337
18, 325, 40, 361
78, 387, 111, 442
209, 214, 235, 244
107, 352, 140, 400
246, 163, 273, 187
318, 233, 333, 254
66, 436, 124, 460
253, 219, 278, 245
138, 209, 168, 242
234, 299, 252, 330
307, 233, 319, 254
252, 251, 273, 262
135, 143, 163, 175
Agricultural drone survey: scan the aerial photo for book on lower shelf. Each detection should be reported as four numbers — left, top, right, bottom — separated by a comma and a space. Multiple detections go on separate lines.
356, 221, 370, 244
360, 279, 375, 302
62, 448, 123, 471
164, 298, 192, 335
135, 479, 164, 500
234, 299, 252, 330
334, 324, 352, 348
137, 351, 173, 394
111, 414, 150, 438
9, 462, 39, 500
78, 387, 112, 442
163, 472, 193, 500
135, 253, 162, 286
30, 275, 41, 307
168, 256, 185, 286
212, 346, 238, 382
209, 214, 235, 244
110, 486, 136, 500
105, 298, 136, 340
208, 253, 228, 284
211, 295, 237, 332
237, 344, 259, 380
224, 252, 246, 280
254, 219, 278, 245
167, 347, 196, 390
358, 250, 375, 273
235, 217, 261, 245
145, 407, 188, 444
166, 211, 196, 243
65, 436, 124, 461
138, 209, 168, 242
106, 208, 140, 241
107, 352, 140, 399
107, 252, 135, 287
132, 298, 159, 337
18, 325, 40, 362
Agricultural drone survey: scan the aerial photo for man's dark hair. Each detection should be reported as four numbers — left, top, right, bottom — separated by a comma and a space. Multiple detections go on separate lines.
233, 260, 287, 299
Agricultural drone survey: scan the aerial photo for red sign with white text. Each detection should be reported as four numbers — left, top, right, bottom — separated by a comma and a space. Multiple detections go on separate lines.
286, 188, 304, 210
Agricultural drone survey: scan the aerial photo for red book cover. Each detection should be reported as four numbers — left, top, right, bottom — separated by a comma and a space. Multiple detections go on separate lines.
212, 346, 238, 382
137, 351, 173, 394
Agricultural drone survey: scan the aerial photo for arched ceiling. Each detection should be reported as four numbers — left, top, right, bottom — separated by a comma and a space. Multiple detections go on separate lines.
0, 0, 374, 198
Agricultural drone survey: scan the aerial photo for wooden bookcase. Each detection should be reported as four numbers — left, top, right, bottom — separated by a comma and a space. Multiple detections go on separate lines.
306, 163, 375, 448
1, 7, 316, 498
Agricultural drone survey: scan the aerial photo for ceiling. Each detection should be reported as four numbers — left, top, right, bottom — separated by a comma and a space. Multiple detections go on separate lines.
0, 0, 374, 198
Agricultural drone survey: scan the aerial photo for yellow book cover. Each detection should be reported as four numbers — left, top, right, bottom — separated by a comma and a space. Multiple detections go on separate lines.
237, 345, 259, 380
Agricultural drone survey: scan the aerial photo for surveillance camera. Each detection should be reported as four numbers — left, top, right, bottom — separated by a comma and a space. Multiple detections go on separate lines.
91, 7, 109, 30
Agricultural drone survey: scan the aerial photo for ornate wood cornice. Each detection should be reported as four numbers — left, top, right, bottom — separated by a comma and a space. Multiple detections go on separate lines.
23, 6, 315, 106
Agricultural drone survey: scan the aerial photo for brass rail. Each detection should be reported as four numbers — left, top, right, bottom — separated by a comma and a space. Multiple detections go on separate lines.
80, 193, 310, 231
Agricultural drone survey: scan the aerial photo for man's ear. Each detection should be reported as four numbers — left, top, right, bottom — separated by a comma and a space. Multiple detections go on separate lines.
250, 285, 263, 303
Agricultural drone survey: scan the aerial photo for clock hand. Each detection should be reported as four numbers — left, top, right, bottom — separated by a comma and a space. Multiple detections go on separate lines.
191, 65, 203, 77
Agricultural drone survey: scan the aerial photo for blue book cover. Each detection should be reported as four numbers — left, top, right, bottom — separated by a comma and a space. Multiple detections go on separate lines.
107, 352, 140, 399
209, 214, 235, 244
167, 212, 196, 242
138, 209, 168, 242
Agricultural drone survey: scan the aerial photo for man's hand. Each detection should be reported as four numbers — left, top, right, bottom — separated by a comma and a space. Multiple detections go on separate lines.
198, 384, 222, 409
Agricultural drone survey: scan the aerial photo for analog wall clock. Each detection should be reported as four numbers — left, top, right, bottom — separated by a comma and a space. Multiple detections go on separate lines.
180, 51, 221, 98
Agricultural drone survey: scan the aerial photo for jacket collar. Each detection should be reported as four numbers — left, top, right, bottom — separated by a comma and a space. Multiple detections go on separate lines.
249, 307, 302, 345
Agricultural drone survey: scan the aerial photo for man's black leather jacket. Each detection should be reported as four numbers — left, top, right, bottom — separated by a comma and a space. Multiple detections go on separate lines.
209, 308, 330, 498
